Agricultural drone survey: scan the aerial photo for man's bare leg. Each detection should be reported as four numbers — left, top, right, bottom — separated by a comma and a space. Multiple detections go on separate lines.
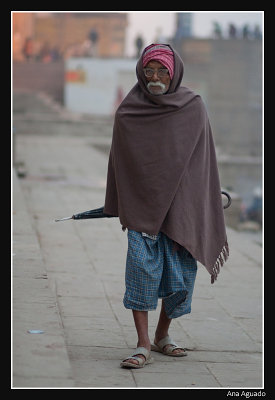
127, 303, 183, 365
154, 300, 172, 342
126, 310, 151, 365
154, 300, 184, 355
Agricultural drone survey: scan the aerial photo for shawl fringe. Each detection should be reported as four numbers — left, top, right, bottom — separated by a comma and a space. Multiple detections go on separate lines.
211, 240, 229, 284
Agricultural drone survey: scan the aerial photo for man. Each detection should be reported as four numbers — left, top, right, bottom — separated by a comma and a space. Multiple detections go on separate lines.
104, 44, 229, 368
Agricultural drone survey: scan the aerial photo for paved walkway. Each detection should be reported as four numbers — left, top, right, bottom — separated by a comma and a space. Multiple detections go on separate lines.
12, 92, 263, 388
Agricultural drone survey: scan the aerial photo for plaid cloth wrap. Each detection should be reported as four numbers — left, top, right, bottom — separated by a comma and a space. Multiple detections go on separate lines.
123, 230, 197, 318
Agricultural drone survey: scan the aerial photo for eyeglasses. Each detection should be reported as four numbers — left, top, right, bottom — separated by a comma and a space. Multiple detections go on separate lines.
143, 68, 169, 78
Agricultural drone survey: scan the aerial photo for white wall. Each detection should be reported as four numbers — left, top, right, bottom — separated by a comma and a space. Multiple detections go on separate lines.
64, 58, 137, 116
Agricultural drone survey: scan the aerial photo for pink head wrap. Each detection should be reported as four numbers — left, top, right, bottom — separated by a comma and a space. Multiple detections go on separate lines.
142, 44, 174, 79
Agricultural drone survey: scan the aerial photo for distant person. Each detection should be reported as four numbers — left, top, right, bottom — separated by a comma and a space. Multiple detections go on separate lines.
50, 46, 61, 61
213, 21, 222, 39
103, 44, 229, 368
113, 86, 124, 114
229, 23, 237, 38
135, 35, 144, 58
23, 37, 33, 61
39, 42, 52, 63
246, 187, 262, 225
253, 25, 262, 40
242, 24, 250, 39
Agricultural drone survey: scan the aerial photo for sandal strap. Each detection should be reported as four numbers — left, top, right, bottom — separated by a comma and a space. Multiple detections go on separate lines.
164, 344, 186, 354
157, 336, 178, 350
132, 346, 150, 359
122, 346, 150, 364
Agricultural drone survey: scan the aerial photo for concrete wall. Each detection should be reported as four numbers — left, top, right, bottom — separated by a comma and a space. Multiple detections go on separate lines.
174, 39, 262, 158
13, 61, 65, 104
64, 58, 137, 115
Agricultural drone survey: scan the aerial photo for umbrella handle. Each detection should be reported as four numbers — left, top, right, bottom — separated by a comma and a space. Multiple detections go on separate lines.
55, 216, 73, 222
222, 191, 232, 209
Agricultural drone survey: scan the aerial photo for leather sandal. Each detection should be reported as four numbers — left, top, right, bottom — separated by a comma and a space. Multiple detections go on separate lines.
120, 346, 154, 369
151, 335, 187, 357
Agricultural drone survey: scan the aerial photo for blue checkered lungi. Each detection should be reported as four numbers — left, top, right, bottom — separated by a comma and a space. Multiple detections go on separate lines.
123, 230, 197, 319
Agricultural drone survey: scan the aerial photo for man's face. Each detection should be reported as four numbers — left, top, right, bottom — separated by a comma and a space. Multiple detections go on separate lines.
144, 60, 171, 95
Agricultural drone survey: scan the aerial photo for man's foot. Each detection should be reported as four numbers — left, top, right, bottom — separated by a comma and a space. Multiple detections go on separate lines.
121, 341, 151, 366
152, 335, 187, 356
120, 346, 153, 368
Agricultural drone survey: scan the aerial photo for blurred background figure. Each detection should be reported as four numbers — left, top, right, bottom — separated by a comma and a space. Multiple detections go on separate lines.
239, 186, 262, 231
242, 24, 250, 39
135, 35, 144, 59
213, 21, 223, 39
246, 187, 262, 226
39, 42, 52, 62
22, 37, 34, 60
86, 29, 99, 56
253, 24, 262, 40
113, 86, 124, 114
228, 23, 237, 38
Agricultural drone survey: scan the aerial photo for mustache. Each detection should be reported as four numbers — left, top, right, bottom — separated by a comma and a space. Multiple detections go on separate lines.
147, 81, 166, 90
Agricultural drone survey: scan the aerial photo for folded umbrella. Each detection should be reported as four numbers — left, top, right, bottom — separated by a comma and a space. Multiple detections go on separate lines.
55, 206, 113, 222
55, 192, 231, 222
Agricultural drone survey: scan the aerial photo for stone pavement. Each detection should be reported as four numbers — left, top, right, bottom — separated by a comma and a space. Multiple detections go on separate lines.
12, 92, 263, 389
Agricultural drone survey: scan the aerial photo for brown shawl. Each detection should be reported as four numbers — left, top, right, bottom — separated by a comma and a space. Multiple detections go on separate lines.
104, 44, 229, 283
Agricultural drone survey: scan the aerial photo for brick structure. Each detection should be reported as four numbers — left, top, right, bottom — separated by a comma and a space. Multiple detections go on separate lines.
13, 12, 128, 60
13, 13, 34, 61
